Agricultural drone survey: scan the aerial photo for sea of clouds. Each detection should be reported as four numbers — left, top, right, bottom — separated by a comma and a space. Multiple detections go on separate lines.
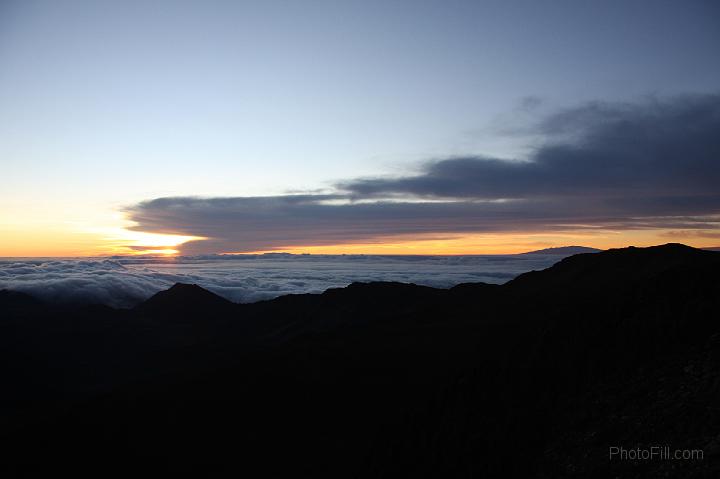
0, 253, 569, 308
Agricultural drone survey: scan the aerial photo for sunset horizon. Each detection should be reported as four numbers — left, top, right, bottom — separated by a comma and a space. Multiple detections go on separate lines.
3, 2, 720, 476
3, 2, 719, 258
3, 236, 719, 258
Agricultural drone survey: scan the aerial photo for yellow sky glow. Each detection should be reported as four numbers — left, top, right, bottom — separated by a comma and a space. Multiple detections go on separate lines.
1, 206, 718, 257
0, 228, 717, 257
0, 207, 204, 257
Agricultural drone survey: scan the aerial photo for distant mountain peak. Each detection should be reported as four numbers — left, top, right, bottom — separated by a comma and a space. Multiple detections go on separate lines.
165, 283, 213, 294
606, 243, 704, 255
522, 246, 602, 255
136, 282, 233, 316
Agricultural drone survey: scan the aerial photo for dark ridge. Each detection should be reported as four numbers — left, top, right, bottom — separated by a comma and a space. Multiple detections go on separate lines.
448, 281, 500, 301
1, 243, 719, 478
521, 245, 602, 255
507, 242, 720, 293
135, 282, 234, 316
330, 280, 439, 298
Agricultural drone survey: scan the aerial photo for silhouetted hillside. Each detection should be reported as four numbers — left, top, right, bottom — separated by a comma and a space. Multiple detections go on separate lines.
136, 282, 234, 317
522, 245, 602, 255
1, 244, 718, 478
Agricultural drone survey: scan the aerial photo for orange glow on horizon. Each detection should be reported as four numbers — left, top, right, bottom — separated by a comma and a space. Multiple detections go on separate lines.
0, 219, 203, 257
95, 229, 204, 256
129, 248, 180, 256
1, 215, 718, 257
227, 230, 720, 256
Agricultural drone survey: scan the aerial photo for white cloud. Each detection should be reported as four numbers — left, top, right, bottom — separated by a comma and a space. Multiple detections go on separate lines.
0, 254, 568, 308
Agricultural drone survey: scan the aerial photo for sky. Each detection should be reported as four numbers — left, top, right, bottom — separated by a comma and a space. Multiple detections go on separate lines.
1, 0, 719, 256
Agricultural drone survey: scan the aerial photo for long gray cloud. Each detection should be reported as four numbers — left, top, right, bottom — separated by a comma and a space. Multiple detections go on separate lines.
127, 94, 720, 254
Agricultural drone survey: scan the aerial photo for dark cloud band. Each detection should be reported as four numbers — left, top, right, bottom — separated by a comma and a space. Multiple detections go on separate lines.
126, 93, 720, 253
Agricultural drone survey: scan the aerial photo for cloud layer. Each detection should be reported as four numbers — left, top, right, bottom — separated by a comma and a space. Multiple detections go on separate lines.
0, 254, 568, 307
126, 94, 720, 253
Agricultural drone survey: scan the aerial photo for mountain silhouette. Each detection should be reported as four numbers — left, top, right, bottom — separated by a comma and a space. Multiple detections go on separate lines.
136, 282, 233, 317
509, 243, 718, 294
1, 244, 719, 478
521, 245, 602, 255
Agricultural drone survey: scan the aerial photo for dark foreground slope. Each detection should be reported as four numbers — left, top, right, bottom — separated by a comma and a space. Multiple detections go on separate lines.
1, 244, 719, 478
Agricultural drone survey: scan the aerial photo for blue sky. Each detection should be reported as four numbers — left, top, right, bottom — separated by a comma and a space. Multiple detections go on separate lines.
1, 0, 719, 255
